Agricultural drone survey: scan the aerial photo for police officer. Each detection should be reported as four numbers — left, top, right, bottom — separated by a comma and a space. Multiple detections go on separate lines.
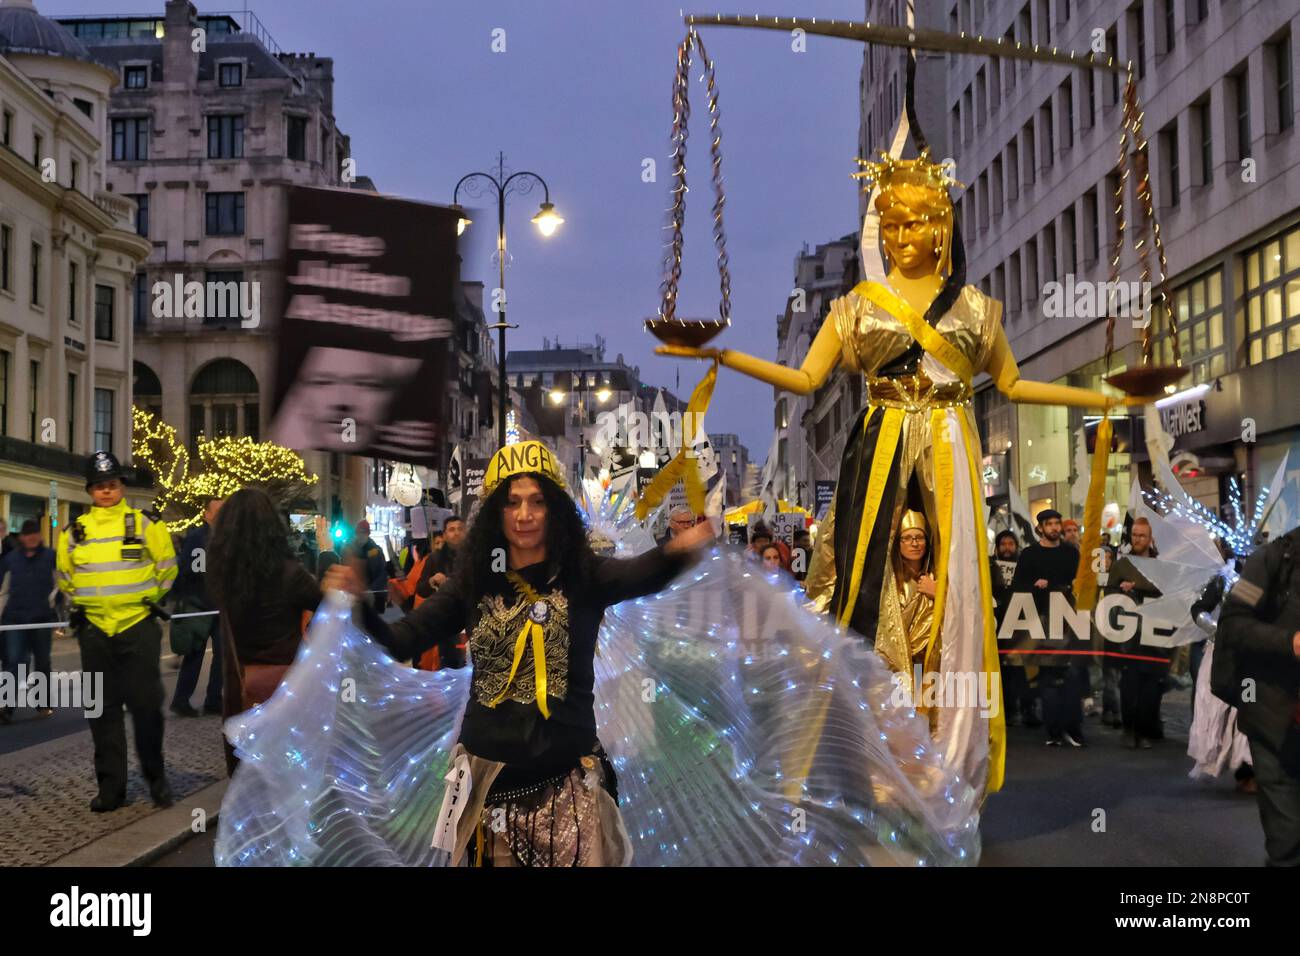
1217, 523, 1300, 866
56, 451, 179, 812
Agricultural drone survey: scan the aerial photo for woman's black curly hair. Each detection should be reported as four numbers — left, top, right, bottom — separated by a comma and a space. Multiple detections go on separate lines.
207, 486, 293, 623
454, 472, 594, 599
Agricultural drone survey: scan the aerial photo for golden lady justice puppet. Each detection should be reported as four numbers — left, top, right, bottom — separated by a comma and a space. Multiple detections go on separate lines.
661, 148, 1153, 795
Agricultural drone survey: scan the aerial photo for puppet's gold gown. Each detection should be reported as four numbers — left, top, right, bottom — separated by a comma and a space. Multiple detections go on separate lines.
803, 282, 1004, 794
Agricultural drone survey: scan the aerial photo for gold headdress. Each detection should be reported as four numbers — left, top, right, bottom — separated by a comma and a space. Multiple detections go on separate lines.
900, 509, 929, 536
852, 147, 964, 277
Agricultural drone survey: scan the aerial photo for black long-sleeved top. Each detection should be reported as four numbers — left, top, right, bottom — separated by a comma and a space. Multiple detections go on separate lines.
1218, 530, 1300, 751
363, 545, 690, 782
1011, 542, 1080, 616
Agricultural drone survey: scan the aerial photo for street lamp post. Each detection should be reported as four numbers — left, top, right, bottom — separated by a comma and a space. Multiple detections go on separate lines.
453, 152, 563, 448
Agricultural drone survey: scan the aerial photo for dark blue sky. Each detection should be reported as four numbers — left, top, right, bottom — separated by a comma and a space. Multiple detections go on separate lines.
53, 0, 867, 459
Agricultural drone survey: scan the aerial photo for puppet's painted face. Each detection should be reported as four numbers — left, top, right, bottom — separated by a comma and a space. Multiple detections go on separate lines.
880, 202, 942, 275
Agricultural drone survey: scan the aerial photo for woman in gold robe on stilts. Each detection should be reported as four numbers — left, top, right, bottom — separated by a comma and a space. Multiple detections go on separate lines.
661, 149, 1150, 796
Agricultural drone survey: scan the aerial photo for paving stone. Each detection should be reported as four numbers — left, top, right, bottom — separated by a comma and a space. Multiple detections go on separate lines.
0, 714, 227, 867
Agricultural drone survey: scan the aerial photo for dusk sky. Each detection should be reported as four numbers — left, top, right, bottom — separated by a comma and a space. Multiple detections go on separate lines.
53, 0, 870, 460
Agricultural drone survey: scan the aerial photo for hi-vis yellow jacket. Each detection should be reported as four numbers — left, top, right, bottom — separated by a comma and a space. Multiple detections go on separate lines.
56, 500, 178, 636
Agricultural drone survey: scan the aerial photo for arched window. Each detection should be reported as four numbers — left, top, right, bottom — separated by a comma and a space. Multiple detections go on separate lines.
189, 358, 258, 450
133, 361, 162, 419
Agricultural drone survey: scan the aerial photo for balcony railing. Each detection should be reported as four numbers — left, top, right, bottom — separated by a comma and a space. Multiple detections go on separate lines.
0, 436, 152, 488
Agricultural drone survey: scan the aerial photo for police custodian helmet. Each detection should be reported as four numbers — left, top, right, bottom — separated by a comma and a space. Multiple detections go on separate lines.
85, 450, 124, 490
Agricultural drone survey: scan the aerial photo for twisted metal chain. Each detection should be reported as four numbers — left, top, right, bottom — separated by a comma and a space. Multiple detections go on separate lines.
659, 27, 732, 324
1124, 75, 1178, 367
1104, 69, 1133, 374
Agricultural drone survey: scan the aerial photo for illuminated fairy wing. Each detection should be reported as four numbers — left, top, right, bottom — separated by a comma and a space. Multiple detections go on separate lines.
1127, 489, 1228, 647
215, 592, 472, 867
596, 550, 981, 866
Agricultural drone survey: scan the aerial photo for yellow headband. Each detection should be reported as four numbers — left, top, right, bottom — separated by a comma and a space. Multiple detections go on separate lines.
481, 441, 566, 499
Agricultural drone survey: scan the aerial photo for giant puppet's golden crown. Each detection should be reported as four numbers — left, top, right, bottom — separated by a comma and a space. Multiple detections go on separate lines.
852, 146, 965, 195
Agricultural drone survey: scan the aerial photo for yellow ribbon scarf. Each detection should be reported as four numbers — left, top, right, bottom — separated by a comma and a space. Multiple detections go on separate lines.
485, 571, 551, 718
635, 358, 720, 520
853, 281, 974, 386
1072, 416, 1113, 611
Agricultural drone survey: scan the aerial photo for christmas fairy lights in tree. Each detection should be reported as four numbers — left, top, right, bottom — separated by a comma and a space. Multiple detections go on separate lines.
132, 406, 319, 531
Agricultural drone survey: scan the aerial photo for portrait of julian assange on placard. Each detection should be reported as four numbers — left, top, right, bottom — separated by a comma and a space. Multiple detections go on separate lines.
271, 346, 422, 453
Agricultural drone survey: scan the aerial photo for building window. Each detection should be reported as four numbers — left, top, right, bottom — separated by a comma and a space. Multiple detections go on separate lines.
1161, 120, 1179, 207
2, 108, 12, 147
1197, 100, 1212, 184
94, 388, 113, 452
30, 242, 40, 306
124, 64, 148, 89
69, 157, 79, 191
1274, 32, 1293, 132
0, 223, 10, 291
94, 284, 114, 341
1243, 224, 1300, 365
1157, 270, 1226, 384
1062, 208, 1077, 275
0, 350, 8, 435
1041, 100, 1054, 165
1006, 142, 1019, 201
218, 62, 243, 87
134, 272, 149, 328
203, 270, 245, 325
1107, 27, 1120, 104
189, 358, 260, 450
28, 360, 39, 442
1009, 249, 1023, 312
1235, 68, 1251, 159
287, 115, 307, 160
205, 192, 245, 236
32, 131, 42, 167
67, 372, 76, 451
111, 117, 149, 161
68, 261, 78, 323
207, 114, 244, 159
133, 361, 162, 419
1026, 238, 1040, 301
1022, 122, 1036, 184
129, 193, 149, 237
1043, 224, 1057, 285
1131, 2, 1146, 80
1164, 0, 1175, 55
1086, 187, 1100, 262
1085, 69, 1096, 128
1061, 80, 1074, 148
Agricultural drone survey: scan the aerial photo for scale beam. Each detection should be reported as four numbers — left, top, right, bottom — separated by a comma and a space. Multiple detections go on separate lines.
684, 13, 1127, 73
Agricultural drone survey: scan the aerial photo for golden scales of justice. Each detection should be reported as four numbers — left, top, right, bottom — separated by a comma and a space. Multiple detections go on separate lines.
643, 12, 1189, 397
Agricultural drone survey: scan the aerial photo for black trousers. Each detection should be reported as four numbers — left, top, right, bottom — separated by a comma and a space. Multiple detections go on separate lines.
77, 616, 166, 798
171, 615, 222, 711
1120, 667, 1165, 740
1039, 664, 1085, 740
1242, 731, 1300, 866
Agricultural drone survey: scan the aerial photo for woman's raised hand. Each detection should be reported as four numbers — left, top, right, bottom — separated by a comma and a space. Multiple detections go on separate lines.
655, 345, 723, 361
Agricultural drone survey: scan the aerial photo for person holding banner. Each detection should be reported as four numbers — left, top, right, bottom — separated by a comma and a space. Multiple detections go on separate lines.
659, 149, 1155, 796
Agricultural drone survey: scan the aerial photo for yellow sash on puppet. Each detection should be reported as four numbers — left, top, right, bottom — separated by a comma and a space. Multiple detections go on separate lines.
1072, 415, 1113, 611
486, 571, 552, 718
635, 358, 719, 521
850, 281, 1007, 793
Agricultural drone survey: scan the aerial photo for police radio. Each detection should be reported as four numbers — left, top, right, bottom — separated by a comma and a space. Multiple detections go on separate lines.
121, 512, 144, 561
